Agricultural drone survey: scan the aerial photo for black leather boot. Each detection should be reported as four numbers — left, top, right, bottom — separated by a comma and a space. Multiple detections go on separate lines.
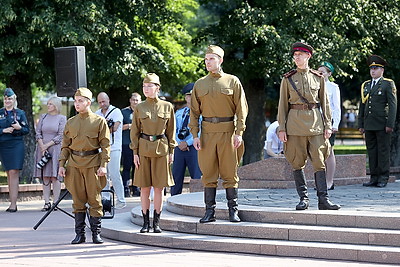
140, 209, 151, 233
153, 210, 162, 233
89, 216, 104, 244
199, 187, 217, 223
293, 169, 309, 210
314, 171, 341, 210
226, 188, 241, 222
71, 212, 86, 244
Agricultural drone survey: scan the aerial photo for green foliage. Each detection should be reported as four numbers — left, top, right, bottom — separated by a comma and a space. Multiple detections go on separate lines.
0, 0, 202, 97
197, 0, 400, 164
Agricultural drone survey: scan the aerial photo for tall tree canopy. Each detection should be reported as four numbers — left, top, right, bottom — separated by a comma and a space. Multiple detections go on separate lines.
0, 0, 201, 180
197, 0, 400, 165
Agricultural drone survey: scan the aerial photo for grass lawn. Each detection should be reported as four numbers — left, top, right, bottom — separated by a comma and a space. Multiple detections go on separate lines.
1, 170, 6, 185
334, 145, 366, 155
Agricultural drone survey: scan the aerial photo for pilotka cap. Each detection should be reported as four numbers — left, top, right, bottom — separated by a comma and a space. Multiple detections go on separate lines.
143, 73, 161, 86
4, 88, 15, 97
205, 45, 224, 58
75, 87, 93, 100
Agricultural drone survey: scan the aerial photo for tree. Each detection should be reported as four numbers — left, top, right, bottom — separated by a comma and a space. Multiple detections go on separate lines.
197, 0, 400, 165
0, 0, 201, 181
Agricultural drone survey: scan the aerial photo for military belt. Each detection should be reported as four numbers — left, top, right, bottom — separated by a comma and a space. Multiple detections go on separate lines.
140, 133, 165, 142
203, 116, 234, 123
290, 103, 320, 110
71, 149, 99, 157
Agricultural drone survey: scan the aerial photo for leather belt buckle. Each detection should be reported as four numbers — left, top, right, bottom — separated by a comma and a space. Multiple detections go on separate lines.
211, 117, 219, 123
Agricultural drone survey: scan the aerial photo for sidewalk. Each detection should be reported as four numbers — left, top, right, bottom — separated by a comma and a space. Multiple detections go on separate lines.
0, 187, 396, 267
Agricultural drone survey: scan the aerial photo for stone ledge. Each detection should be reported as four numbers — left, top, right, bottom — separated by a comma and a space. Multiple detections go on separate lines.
0, 183, 66, 202
189, 155, 384, 192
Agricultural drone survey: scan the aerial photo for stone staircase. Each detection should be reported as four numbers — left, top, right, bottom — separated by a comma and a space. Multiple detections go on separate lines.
102, 190, 400, 264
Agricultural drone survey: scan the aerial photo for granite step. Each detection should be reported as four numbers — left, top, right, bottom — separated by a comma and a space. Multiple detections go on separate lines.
102, 212, 400, 265
129, 206, 400, 247
165, 190, 400, 230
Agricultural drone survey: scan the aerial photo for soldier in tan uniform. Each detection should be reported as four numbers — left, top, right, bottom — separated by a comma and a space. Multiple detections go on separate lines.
58, 88, 110, 244
190, 45, 248, 223
278, 42, 340, 211
130, 73, 176, 233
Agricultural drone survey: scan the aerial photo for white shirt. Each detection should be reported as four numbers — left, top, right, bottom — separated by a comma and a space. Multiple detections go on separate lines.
264, 121, 283, 154
326, 81, 341, 130
95, 105, 123, 151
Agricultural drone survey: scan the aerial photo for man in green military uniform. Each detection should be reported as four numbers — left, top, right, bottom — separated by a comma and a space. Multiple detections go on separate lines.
359, 55, 397, 188
190, 45, 248, 223
58, 87, 110, 244
278, 42, 340, 211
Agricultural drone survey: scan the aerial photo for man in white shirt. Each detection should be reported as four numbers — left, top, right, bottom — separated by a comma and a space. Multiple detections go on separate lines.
95, 92, 126, 209
263, 120, 284, 159
318, 62, 341, 190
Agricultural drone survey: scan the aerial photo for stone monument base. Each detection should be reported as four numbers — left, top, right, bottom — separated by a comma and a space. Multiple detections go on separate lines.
189, 154, 394, 192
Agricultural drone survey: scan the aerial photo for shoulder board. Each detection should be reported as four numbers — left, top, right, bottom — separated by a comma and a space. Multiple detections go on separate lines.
361, 80, 368, 88
383, 78, 394, 82
283, 69, 297, 78
310, 69, 323, 77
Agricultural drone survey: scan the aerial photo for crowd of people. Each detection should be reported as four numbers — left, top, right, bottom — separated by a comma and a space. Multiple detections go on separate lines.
0, 42, 396, 244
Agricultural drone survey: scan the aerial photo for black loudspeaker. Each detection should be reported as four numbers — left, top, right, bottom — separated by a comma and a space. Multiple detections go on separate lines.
54, 46, 87, 97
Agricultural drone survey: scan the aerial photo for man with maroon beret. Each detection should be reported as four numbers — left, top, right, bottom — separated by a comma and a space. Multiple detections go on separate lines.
278, 42, 340, 211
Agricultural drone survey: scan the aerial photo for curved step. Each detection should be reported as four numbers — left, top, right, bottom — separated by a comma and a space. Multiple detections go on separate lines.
102, 212, 400, 265
129, 206, 400, 247
165, 190, 400, 230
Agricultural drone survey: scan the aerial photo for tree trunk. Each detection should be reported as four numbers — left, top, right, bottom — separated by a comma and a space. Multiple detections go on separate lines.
108, 86, 130, 109
8, 73, 36, 183
242, 79, 266, 165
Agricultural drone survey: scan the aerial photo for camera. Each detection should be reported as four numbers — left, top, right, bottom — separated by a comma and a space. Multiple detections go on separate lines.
36, 151, 52, 169
178, 127, 190, 139
107, 118, 115, 128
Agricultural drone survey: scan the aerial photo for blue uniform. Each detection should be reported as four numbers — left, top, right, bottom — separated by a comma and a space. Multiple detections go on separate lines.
171, 106, 202, 196
0, 108, 29, 170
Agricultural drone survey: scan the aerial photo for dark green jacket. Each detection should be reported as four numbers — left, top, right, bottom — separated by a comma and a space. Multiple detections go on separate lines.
358, 77, 397, 130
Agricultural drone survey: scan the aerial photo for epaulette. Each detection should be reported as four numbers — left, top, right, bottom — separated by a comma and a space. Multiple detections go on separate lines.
383, 78, 394, 82
310, 69, 323, 77
283, 69, 297, 78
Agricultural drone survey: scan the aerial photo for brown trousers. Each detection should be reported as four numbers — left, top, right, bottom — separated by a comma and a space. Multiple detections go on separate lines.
199, 131, 240, 188
284, 135, 330, 171
64, 166, 106, 217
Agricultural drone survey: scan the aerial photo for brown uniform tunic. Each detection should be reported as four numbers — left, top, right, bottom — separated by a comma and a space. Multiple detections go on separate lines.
59, 110, 110, 217
277, 68, 332, 171
130, 97, 176, 188
189, 70, 248, 188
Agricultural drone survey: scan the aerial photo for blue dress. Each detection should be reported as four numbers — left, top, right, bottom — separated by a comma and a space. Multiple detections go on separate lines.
0, 108, 29, 170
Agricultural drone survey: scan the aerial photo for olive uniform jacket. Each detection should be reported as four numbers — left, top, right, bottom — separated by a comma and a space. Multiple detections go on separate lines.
189, 70, 248, 137
59, 110, 110, 168
278, 68, 332, 136
130, 97, 176, 157
358, 78, 397, 131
